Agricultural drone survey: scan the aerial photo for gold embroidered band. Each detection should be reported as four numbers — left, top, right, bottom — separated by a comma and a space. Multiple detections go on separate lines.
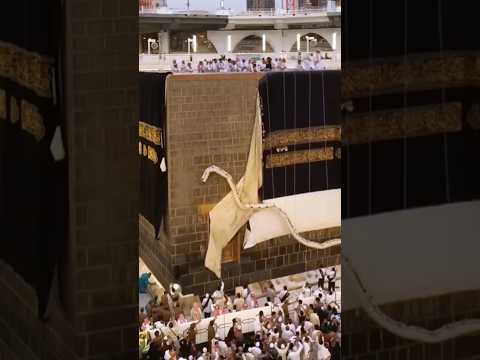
139, 121, 163, 147
342, 55, 468, 98
343, 102, 462, 145
0, 41, 53, 99
0, 89, 6, 119
139, 141, 160, 165
265, 146, 338, 169
264, 125, 341, 151
21, 100, 45, 142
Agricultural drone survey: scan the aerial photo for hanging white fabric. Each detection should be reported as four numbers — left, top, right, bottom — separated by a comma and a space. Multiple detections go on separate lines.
244, 189, 341, 249
203, 94, 263, 278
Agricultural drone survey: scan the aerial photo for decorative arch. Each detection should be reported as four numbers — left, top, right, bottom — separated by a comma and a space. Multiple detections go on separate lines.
233, 35, 274, 53
290, 33, 333, 52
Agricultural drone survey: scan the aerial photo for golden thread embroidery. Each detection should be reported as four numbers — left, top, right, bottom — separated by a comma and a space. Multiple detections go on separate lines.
343, 55, 467, 98
138, 141, 160, 165
0, 89, 6, 119
266, 147, 335, 169
139, 121, 163, 146
10, 97, 19, 124
264, 125, 341, 151
343, 103, 462, 145
147, 146, 159, 164
21, 100, 45, 142
0, 41, 53, 99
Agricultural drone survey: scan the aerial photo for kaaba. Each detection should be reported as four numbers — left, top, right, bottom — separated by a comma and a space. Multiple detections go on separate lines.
341, 0, 480, 354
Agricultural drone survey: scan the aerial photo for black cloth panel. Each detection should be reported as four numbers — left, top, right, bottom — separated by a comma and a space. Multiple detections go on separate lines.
139, 72, 170, 237
0, 0, 66, 319
342, 0, 478, 219
259, 71, 341, 200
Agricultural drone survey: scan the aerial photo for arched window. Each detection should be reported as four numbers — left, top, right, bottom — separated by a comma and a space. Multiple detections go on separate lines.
233, 35, 274, 53
290, 33, 333, 52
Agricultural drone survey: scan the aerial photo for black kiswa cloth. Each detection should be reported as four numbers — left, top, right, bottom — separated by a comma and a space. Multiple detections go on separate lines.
139, 72, 170, 237
341, 0, 479, 219
0, 0, 66, 319
259, 71, 341, 200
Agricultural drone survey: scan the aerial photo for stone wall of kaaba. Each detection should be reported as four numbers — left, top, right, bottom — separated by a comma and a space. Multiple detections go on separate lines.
139, 73, 341, 295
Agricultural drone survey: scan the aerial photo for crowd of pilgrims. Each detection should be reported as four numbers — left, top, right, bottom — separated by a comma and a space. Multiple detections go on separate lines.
171, 51, 331, 73
139, 268, 340, 360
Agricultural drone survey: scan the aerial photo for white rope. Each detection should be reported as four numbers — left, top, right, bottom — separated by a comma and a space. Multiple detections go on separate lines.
201, 165, 341, 251
343, 255, 480, 343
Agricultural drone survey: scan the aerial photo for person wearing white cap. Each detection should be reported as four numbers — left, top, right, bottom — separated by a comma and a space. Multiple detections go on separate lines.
212, 281, 225, 306
281, 325, 294, 342
248, 342, 262, 358
314, 335, 331, 360
197, 347, 209, 360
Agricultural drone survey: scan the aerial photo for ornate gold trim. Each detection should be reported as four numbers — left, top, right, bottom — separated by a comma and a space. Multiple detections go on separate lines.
342, 55, 467, 98
139, 121, 163, 147
139, 141, 160, 165
21, 100, 45, 142
0, 41, 53, 99
264, 125, 341, 151
265, 147, 336, 169
147, 145, 159, 164
343, 102, 462, 145
0, 89, 5, 119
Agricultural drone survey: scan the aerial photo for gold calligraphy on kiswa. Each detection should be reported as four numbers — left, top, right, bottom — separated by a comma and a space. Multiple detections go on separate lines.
265, 147, 340, 169
138, 141, 160, 165
0, 41, 53, 99
342, 54, 469, 98
139, 121, 163, 147
0, 91, 45, 142
22, 100, 46, 142
264, 125, 341, 151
